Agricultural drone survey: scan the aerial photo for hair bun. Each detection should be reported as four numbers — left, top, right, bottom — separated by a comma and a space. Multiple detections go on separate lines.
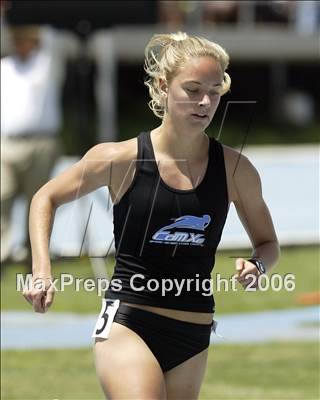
170, 32, 188, 42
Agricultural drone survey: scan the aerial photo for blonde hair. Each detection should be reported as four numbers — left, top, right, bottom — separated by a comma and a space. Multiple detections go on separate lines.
144, 31, 231, 119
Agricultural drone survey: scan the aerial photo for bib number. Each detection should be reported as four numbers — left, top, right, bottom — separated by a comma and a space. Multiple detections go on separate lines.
92, 299, 120, 339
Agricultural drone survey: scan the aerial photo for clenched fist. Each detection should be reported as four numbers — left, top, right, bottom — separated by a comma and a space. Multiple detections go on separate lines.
234, 258, 262, 290
23, 275, 55, 313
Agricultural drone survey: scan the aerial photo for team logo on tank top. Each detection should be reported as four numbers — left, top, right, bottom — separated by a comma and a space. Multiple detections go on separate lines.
149, 214, 211, 246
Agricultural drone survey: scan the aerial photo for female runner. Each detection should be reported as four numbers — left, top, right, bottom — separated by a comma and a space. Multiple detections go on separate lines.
23, 31, 280, 399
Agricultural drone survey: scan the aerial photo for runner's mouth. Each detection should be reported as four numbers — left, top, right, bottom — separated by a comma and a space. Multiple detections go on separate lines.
191, 114, 208, 119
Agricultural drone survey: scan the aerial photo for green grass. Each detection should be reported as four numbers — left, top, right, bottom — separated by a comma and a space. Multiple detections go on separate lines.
201, 342, 320, 400
1, 257, 114, 313
1, 246, 319, 400
1, 347, 101, 400
213, 245, 320, 314
1, 245, 319, 314
1, 342, 319, 400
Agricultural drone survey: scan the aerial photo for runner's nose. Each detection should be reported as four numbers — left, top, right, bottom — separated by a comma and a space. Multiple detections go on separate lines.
199, 94, 210, 107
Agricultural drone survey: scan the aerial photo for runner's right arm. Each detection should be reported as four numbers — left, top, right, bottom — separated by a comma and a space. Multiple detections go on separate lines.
24, 142, 119, 312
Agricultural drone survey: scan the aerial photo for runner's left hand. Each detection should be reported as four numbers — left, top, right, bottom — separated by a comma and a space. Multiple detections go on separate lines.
234, 258, 262, 290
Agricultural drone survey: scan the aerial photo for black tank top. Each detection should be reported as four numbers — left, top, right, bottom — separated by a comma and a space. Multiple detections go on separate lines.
105, 131, 229, 312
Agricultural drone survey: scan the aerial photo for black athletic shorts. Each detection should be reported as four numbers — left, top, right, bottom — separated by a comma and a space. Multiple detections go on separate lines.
112, 303, 213, 372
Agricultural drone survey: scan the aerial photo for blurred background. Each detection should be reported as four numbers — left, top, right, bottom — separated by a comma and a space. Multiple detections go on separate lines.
1, 1, 319, 399
2, 0, 319, 153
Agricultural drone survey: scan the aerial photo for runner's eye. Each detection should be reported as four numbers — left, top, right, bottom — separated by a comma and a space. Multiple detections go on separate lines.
186, 88, 199, 93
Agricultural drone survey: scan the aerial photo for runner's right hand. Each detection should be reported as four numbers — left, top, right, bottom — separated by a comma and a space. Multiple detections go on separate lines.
23, 275, 55, 313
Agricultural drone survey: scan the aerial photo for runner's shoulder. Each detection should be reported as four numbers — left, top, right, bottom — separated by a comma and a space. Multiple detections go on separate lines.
83, 137, 138, 165
221, 143, 261, 189
221, 143, 256, 175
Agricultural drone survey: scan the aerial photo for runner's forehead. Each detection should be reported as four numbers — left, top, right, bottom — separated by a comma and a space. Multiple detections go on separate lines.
175, 58, 223, 85
182, 80, 223, 87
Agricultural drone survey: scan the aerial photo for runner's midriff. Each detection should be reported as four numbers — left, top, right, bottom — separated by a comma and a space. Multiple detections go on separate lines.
122, 302, 214, 324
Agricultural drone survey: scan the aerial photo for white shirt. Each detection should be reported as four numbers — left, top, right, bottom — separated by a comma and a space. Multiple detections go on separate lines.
1, 27, 78, 137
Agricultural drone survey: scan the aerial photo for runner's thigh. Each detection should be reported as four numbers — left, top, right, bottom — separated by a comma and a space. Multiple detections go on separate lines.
164, 348, 208, 400
94, 322, 167, 399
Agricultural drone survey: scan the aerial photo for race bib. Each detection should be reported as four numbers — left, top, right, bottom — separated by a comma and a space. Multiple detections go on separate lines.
92, 299, 120, 339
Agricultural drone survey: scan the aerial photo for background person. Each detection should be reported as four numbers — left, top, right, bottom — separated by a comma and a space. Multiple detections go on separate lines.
1, 24, 80, 271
